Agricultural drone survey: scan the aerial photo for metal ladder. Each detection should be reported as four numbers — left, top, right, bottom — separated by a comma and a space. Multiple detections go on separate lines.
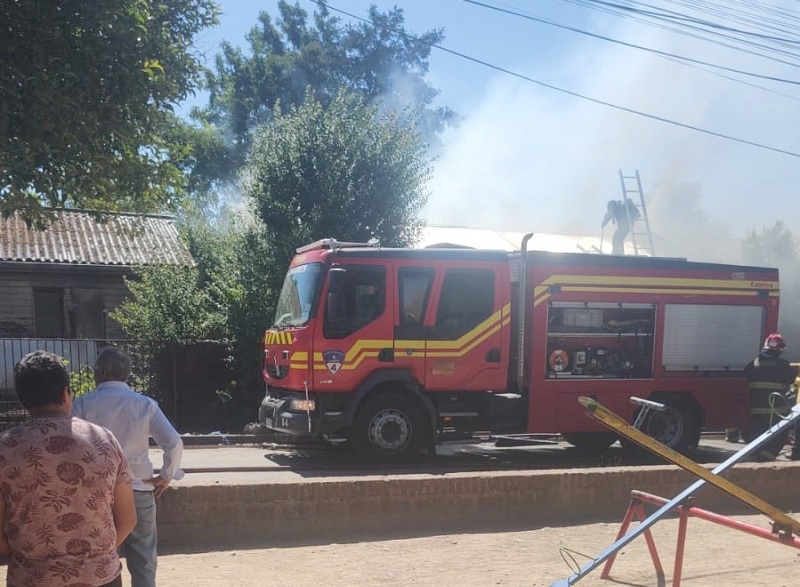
618, 169, 656, 256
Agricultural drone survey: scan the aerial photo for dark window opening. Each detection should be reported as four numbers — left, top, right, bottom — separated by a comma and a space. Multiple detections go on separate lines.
324, 265, 387, 339
34, 289, 65, 338
72, 289, 106, 339
433, 268, 495, 339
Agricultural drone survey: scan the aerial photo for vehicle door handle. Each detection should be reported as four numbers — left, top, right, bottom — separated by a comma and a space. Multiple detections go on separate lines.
486, 348, 501, 363
378, 348, 394, 362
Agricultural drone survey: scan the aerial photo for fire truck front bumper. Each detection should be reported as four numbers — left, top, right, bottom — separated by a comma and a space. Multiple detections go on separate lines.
259, 390, 347, 438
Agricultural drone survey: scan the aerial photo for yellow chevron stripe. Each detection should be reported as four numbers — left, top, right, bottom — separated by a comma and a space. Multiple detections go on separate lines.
533, 287, 777, 307
312, 340, 391, 364
558, 286, 779, 297
533, 289, 550, 307
310, 303, 513, 369
393, 341, 426, 350
313, 351, 382, 371
427, 322, 503, 358
426, 306, 504, 350
263, 331, 295, 345
530, 274, 778, 307
540, 274, 778, 290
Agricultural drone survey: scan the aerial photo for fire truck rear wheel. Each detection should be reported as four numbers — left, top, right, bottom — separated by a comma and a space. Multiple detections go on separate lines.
352, 392, 428, 461
636, 395, 701, 454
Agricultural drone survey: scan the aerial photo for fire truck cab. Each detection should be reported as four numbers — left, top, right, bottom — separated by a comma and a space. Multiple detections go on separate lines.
259, 237, 780, 460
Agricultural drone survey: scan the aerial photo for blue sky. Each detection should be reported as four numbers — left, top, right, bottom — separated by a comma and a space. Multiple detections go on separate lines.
185, 1, 800, 260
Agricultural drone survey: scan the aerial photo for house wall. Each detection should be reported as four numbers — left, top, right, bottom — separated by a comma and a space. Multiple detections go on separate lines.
0, 263, 131, 339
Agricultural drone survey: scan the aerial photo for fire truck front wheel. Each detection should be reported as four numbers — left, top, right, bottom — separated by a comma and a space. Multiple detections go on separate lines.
352, 392, 429, 461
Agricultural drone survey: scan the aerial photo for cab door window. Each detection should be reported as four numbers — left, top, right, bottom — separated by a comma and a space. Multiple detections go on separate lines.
433, 268, 495, 339
323, 265, 386, 339
399, 268, 434, 324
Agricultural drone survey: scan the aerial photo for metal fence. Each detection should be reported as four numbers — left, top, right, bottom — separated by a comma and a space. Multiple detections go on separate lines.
0, 338, 235, 433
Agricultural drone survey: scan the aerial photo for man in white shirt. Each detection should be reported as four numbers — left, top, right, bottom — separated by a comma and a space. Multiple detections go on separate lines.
73, 346, 184, 587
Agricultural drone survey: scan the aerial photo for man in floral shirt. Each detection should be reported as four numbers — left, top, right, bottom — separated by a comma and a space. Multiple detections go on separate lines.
0, 351, 137, 587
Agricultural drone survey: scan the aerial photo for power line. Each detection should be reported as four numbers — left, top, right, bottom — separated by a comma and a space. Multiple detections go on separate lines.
568, 0, 800, 64
473, 1, 800, 96
459, 0, 800, 84
309, 0, 800, 158
581, 0, 800, 45
434, 44, 800, 158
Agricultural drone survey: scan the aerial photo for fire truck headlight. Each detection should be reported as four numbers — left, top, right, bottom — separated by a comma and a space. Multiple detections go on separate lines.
290, 399, 315, 412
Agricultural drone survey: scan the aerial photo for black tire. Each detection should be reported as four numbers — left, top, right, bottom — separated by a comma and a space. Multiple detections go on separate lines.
351, 392, 429, 461
563, 432, 617, 453
636, 396, 701, 454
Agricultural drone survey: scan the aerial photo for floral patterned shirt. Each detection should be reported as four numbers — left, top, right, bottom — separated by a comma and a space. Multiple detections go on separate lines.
0, 416, 132, 587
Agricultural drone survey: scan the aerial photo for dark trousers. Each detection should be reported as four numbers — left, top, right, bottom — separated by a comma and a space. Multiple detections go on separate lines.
100, 575, 122, 587
793, 421, 800, 460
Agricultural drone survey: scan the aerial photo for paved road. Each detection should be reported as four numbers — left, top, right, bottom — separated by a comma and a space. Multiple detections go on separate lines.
154, 434, 785, 486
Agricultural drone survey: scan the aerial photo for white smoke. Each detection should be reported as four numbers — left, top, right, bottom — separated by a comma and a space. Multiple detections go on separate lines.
423, 2, 800, 263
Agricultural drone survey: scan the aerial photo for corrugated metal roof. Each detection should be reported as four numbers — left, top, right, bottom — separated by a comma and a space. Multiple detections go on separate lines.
0, 210, 194, 266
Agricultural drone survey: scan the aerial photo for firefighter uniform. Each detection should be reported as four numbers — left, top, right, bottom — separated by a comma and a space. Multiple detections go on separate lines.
742, 334, 795, 457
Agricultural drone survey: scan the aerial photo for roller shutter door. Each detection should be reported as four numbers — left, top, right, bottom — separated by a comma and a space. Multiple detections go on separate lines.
662, 304, 763, 370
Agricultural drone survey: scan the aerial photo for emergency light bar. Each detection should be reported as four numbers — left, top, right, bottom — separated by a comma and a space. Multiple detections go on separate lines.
296, 237, 381, 254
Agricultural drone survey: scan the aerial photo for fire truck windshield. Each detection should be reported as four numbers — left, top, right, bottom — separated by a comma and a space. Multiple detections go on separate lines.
273, 262, 322, 328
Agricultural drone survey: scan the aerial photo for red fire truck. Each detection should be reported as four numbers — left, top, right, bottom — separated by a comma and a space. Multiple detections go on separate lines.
259, 236, 780, 459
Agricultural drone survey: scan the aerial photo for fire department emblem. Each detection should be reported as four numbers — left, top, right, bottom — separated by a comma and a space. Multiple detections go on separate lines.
323, 350, 345, 374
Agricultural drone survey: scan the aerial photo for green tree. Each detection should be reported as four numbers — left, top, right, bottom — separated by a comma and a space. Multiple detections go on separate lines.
110, 265, 227, 343
186, 1, 453, 205
246, 89, 431, 298
742, 220, 799, 268
108, 222, 254, 429
0, 0, 219, 225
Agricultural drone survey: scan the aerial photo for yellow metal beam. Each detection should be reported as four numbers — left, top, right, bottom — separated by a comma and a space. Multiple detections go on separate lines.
578, 396, 800, 535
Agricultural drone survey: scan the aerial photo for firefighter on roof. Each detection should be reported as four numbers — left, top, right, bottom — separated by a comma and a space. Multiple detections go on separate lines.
601, 199, 639, 255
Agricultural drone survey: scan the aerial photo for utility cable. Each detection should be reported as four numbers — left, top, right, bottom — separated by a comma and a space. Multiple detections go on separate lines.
578, 0, 800, 45
434, 44, 800, 158
459, 0, 800, 84
309, 0, 800, 159
567, 0, 800, 63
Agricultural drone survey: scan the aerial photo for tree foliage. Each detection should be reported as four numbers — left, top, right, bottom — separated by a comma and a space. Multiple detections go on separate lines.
742, 221, 800, 360
110, 265, 227, 344
742, 220, 799, 268
0, 0, 219, 225
245, 89, 431, 297
186, 1, 453, 202
110, 218, 252, 345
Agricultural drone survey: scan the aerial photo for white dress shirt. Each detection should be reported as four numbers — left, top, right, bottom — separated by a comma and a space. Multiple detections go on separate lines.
72, 380, 184, 491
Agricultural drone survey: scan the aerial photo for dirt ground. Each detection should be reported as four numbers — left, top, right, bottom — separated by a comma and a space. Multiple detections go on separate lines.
152, 514, 798, 587
4, 512, 787, 587
154, 516, 799, 587
0, 513, 798, 585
